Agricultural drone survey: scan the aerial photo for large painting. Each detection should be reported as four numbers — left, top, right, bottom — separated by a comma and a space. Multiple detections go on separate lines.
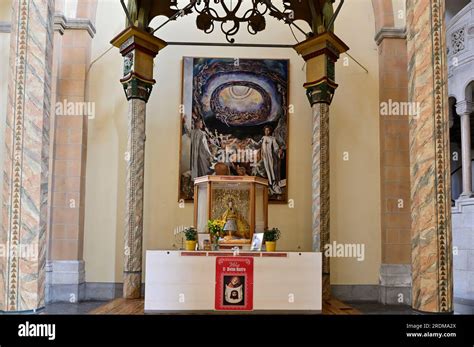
179, 57, 289, 202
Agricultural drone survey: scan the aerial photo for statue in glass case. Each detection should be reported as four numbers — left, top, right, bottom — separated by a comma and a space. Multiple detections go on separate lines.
194, 176, 269, 249
221, 198, 250, 241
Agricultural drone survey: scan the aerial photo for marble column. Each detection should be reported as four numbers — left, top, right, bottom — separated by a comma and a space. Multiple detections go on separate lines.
312, 103, 330, 298
456, 101, 473, 199
407, 0, 453, 312
123, 98, 146, 299
0, 0, 55, 312
111, 27, 166, 299
294, 32, 348, 300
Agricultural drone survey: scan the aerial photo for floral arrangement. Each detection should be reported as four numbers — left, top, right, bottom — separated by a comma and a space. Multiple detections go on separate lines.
207, 219, 225, 242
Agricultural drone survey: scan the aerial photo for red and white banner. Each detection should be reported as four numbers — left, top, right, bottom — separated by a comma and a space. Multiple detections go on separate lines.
215, 257, 254, 311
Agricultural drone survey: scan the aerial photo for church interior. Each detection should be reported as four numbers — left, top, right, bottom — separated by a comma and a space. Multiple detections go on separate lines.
0, 0, 474, 331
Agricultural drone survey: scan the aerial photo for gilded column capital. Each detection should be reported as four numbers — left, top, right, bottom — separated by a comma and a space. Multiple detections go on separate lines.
294, 31, 349, 105
111, 26, 167, 102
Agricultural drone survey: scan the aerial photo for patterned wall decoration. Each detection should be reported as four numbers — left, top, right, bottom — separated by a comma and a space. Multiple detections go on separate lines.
451, 27, 465, 55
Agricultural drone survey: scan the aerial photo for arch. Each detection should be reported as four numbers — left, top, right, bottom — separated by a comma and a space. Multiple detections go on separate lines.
446, 0, 471, 23
371, 0, 395, 32
465, 80, 474, 102
449, 93, 458, 100
449, 96, 458, 128
448, 95, 462, 201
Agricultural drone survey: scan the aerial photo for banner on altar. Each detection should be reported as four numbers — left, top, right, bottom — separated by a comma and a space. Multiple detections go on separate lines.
215, 257, 254, 311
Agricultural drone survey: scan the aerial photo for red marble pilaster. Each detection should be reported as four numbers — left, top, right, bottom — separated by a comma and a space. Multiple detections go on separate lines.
0, 0, 55, 312
407, 0, 453, 313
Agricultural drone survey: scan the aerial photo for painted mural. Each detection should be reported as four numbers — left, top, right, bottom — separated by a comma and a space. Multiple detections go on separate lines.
179, 57, 289, 202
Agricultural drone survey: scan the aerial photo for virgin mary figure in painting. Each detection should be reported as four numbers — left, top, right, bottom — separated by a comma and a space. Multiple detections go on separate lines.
190, 119, 213, 180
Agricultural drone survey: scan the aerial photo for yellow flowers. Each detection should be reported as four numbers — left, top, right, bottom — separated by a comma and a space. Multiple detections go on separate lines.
208, 219, 225, 236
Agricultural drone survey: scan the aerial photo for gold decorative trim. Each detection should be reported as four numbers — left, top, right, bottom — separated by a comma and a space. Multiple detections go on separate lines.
430, 0, 452, 313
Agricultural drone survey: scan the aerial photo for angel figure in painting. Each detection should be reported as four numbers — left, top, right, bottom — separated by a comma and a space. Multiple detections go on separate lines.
251, 126, 283, 195
189, 119, 213, 180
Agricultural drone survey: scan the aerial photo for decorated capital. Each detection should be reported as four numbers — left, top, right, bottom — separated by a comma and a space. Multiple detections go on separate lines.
111, 26, 167, 102
294, 32, 349, 105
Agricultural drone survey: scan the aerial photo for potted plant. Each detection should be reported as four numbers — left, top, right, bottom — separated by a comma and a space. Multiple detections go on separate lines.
264, 227, 281, 252
207, 219, 225, 250
183, 227, 197, 251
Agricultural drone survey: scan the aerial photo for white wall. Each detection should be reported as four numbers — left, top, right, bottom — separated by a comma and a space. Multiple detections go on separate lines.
83, 0, 381, 285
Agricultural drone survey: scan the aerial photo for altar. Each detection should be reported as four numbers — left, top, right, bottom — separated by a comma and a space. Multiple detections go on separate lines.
144, 250, 322, 313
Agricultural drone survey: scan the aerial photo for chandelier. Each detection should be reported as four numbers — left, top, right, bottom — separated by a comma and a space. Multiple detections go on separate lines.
121, 0, 343, 44
193, 0, 271, 43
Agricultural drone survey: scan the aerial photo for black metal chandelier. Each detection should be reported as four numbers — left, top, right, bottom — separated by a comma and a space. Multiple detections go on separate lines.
121, 0, 343, 44
193, 0, 271, 43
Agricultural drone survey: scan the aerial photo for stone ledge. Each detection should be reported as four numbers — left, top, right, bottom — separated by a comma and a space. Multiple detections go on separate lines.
54, 13, 96, 37
374, 27, 407, 45
0, 15, 96, 36
452, 197, 474, 214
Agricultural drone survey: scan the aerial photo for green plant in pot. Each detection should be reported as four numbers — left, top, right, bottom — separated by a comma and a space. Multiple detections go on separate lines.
264, 228, 281, 252
183, 227, 197, 251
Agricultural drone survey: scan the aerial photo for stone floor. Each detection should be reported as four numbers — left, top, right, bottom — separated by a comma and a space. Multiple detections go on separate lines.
348, 301, 474, 315
43, 301, 106, 314
346, 301, 419, 315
